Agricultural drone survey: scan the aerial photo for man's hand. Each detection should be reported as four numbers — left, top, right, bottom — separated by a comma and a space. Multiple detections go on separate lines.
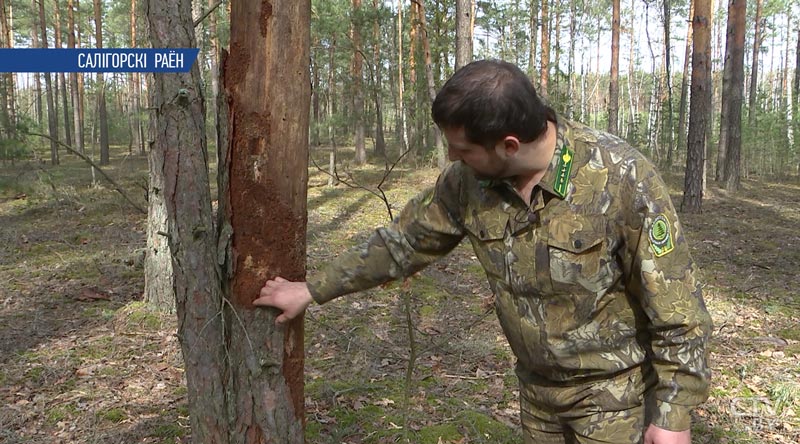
253, 276, 314, 324
644, 425, 690, 444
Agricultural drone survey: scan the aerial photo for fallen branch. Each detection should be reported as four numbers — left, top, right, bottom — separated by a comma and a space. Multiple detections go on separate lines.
25, 131, 147, 214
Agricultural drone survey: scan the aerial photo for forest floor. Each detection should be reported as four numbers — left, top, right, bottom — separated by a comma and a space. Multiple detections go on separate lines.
0, 145, 799, 444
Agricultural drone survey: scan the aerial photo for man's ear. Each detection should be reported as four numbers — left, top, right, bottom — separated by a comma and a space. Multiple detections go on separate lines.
501, 135, 521, 157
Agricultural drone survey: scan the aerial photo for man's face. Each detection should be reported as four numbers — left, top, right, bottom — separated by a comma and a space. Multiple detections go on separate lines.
442, 126, 508, 180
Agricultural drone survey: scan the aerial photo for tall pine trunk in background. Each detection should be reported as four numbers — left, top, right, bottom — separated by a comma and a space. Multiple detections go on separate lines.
93, 0, 110, 165
146, 0, 309, 441
207, 0, 219, 154
68, 0, 84, 154
352, 0, 366, 164
716, 0, 742, 182
528, 0, 538, 80
415, 0, 445, 168
455, 0, 472, 69
372, 0, 386, 158
662, 0, 675, 167
54, 0, 72, 149
748, 0, 762, 124
677, 0, 694, 155
38, 0, 59, 165
722, 0, 746, 191
397, 0, 408, 151
682, 0, 711, 213
539, 0, 549, 98
30, 0, 41, 126
0, 0, 15, 141
794, 29, 800, 172
608, 0, 620, 135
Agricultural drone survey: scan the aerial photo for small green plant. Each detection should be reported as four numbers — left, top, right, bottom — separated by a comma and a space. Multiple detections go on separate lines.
98, 408, 127, 423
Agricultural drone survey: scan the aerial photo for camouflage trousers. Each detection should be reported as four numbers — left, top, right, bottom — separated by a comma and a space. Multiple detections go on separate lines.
519, 366, 654, 444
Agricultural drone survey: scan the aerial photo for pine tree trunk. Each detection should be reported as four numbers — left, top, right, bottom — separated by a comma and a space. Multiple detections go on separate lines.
748, 0, 762, 124
372, 0, 386, 158
528, 0, 539, 80
352, 0, 366, 164
0, 0, 14, 141
30, 0, 42, 126
38, 0, 59, 165
566, 0, 576, 119
662, 0, 675, 167
397, 0, 408, 151
93, 0, 110, 165
407, 0, 419, 155
130, 0, 143, 155
147, 0, 309, 441
414, 0, 444, 168
682, 0, 711, 213
723, 0, 745, 191
716, 0, 734, 182
455, 0, 472, 69
222, 0, 309, 439
677, 0, 694, 158
608, 0, 620, 135
539, 0, 549, 98
68, 0, 85, 155
54, 0, 72, 149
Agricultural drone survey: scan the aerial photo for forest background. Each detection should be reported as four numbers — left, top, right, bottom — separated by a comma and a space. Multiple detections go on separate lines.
0, 0, 799, 443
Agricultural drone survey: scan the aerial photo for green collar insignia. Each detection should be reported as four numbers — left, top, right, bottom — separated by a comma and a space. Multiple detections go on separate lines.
553, 144, 574, 198
649, 214, 675, 257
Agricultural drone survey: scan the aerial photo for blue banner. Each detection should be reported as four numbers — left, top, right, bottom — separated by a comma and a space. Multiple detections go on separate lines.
0, 48, 200, 73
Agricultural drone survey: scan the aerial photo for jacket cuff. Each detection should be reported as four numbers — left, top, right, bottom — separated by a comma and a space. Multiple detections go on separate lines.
306, 279, 331, 305
651, 401, 692, 432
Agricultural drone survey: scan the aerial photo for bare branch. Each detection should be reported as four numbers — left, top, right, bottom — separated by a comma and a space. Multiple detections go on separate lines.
25, 131, 147, 214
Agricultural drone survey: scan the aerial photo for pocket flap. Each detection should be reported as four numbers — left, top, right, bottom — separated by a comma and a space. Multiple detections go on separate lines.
547, 216, 606, 253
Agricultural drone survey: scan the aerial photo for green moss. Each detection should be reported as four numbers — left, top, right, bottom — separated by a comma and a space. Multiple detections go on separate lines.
416, 423, 461, 442
779, 327, 800, 341
117, 301, 164, 331
151, 423, 186, 439
46, 403, 78, 424
98, 408, 127, 423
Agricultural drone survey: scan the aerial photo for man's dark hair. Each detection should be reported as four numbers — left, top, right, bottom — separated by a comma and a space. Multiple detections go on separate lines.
432, 59, 556, 148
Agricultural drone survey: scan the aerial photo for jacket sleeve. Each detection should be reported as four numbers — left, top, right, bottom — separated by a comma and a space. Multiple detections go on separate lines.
307, 163, 466, 304
621, 158, 713, 431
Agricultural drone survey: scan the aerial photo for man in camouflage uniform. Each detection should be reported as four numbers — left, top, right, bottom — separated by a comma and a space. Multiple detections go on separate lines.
255, 60, 712, 444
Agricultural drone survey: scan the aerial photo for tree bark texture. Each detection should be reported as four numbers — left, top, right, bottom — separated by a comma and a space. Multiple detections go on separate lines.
748, 0, 762, 124
528, 0, 538, 80
222, 0, 310, 441
68, 0, 85, 155
38, 0, 59, 165
93, 0, 110, 165
455, 0, 472, 70
677, 0, 694, 156
539, 0, 549, 99
723, 0, 745, 191
682, 0, 712, 213
608, 0, 620, 135
414, 0, 445, 169
372, 0, 386, 158
0, 0, 14, 139
54, 0, 72, 149
352, 0, 366, 164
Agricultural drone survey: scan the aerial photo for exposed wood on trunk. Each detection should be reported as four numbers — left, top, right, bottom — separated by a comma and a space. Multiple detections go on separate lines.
223, 0, 310, 440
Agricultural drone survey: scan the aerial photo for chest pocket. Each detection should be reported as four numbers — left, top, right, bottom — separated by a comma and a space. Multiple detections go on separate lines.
546, 216, 612, 294
464, 208, 509, 281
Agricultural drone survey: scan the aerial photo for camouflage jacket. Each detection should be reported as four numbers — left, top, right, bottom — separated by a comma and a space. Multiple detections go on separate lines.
307, 118, 712, 431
